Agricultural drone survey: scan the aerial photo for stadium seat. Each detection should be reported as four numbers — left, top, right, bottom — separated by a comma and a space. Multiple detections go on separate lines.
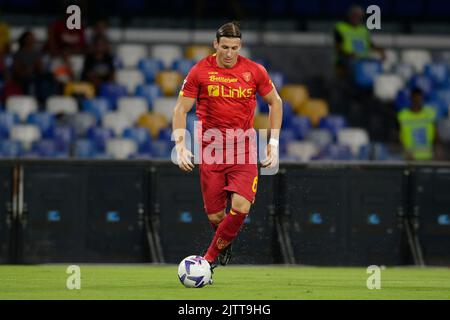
319, 144, 354, 161
117, 97, 149, 123
435, 90, 450, 115
279, 127, 296, 157
74, 139, 97, 158
64, 81, 95, 99
0, 140, 23, 157
0, 112, 20, 137
286, 141, 319, 161
382, 49, 399, 72
46, 96, 78, 115
353, 59, 382, 88
290, 116, 312, 140
67, 112, 97, 137
87, 127, 115, 151
409, 74, 433, 98
185, 45, 214, 61
374, 74, 404, 101
102, 112, 133, 136
401, 49, 432, 73
394, 63, 415, 82
267, 71, 285, 91
424, 63, 450, 88
437, 118, 450, 143
106, 138, 138, 159
98, 83, 128, 107
337, 128, 370, 156
10, 124, 41, 150
31, 139, 64, 158
6, 95, 38, 121
116, 69, 145, 94
395, 88, 411, 111
137, 112, 169, 138
152, 97, 177, 122
138, 58, 165, 83
117, 44, 149, 68
135, 84, 162, 107
51, 125, 76, 152
358, 143, 389, 161
155, 70, 183, 96
68, 54, 85, 80
299, 98, 329, 126
82, 98, 113, 121
305, 129, 333, 149
172, 59, 196, 76
123, 127, 152, 153
27, 112, 55, 138
150, 139, 173, 158
151, 44, 183, 69
280, 84, 309, 113
318, 115, 347, 140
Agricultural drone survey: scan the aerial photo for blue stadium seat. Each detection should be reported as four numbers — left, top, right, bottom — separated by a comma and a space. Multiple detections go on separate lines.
82, 98, 113, 122
0, 112, 19, 138
27, 112, 55, 138
0, 140, 23, 157
425, 98, 448, 120
290, 116, 312, 140
31, 139, 65, 158
151, 140, 173, 158
51, 126, 76, 153
123, 127, 152, 153
358, 143, 388, 161
87, 127, 115, 152
424, 63, 450, 88
318, 115, 347, 140
98, 83, 128, 107
409, 75, 433, 98
158, 127, 172, 141
74, 139, 98, 158
138, 58, 165, 83
135, 84, 162, 107
269, 71, 286, 90
319, 144, 354, 161
172, 59, 196, 76
279, 127, 296, 157
353, 59, 382, 88
395, 88, 411, 111
282, 102, 294, 128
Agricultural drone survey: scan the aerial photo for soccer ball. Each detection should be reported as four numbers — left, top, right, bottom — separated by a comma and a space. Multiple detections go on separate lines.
177, 255, 212, 288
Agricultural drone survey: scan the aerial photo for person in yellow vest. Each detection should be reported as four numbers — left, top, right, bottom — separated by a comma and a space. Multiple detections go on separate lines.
397, 88, 438, 161
334, 5, 385, 76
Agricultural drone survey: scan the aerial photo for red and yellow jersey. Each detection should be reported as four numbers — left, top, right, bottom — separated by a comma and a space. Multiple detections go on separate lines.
180, 54, 274, 136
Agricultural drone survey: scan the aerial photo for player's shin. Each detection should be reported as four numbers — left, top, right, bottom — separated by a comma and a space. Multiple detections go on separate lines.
204, 208, 247, 263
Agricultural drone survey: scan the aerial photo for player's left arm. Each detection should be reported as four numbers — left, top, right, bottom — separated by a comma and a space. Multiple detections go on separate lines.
261, 88, 283, 168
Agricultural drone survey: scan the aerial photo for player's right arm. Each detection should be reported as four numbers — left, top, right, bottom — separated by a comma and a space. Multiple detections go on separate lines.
172, 95, 196, 172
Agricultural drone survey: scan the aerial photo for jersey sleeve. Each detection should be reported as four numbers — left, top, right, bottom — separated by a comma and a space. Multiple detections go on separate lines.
179, 64, 200, 98
255, 63, 274, 97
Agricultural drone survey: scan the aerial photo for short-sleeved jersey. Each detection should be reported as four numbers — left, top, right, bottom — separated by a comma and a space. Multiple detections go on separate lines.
180, 54, 274, 153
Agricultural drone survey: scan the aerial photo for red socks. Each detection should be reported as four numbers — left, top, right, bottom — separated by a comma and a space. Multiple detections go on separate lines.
204, 209, 247, 263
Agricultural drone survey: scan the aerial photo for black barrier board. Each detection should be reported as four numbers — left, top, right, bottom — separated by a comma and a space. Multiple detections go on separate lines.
0, 164, 13, 263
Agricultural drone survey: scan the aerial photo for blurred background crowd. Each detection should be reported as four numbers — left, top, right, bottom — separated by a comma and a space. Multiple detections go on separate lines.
0, 0, 449, 161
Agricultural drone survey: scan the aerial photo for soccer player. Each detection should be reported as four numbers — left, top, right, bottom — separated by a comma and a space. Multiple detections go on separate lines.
172, 22, 283, 273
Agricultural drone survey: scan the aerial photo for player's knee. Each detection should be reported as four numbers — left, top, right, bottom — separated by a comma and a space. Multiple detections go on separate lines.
208, 211, 225, 225
231, 194, 251, 214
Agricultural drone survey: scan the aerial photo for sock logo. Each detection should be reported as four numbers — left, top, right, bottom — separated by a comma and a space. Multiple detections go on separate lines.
216, 237, 230, 250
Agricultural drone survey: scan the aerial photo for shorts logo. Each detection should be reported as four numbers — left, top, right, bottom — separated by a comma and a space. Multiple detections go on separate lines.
242, 72, 251, 82
216, 237, 230, 250
208, 85, 220, 97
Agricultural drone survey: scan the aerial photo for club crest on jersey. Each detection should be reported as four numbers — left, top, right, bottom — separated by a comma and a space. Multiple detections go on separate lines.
242, 72, 252, 82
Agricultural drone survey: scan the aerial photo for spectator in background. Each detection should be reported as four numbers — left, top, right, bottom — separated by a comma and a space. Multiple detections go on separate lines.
46, 43, 74, 88
397, 88, 438, 161
334, 5, 385, 77
81, 35, 115, 90
11, 31, 43, 96
0, 10, 10, 81
90, 18, 110, 45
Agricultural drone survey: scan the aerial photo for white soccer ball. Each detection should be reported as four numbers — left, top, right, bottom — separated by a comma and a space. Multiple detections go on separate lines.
177, 255, 212, 288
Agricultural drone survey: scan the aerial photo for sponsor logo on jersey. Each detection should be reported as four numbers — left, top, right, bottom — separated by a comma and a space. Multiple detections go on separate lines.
209, 75, 238, 83
242, 72, 252, 82
207, 85, 253, 98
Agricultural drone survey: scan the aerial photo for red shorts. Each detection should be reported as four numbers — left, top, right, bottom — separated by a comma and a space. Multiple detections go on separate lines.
199, 163, 258, 214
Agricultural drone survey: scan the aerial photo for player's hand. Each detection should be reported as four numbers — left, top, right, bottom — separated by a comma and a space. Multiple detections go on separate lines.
176, 144, 194, 172
261, 143, 279, 168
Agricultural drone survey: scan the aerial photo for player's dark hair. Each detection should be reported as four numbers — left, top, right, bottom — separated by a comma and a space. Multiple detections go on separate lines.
216, 21, 242, 42
411, 87, 423, 96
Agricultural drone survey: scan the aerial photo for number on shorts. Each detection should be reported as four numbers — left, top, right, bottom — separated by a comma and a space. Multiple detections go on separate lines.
252, 176, 258, 193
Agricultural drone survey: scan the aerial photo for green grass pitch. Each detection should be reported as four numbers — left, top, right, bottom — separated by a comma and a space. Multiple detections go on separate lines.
0, 265, 449, 300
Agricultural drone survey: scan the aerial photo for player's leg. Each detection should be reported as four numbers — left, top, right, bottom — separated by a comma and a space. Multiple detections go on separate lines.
207, 209, 226, 231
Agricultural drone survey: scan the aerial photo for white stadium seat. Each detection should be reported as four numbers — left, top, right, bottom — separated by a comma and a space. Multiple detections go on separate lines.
10, 124, 41, 150
306, 129, 333, 149
117, 97, 149, 123
6, 95, 38, 121
337, 128, 370, 156
106, 138, 138, 159
116, 69, 145, 94
153, 97, 177, 122
117, 44, 148, 68
46, 96, 78, 115
286, 141, 319, 161
151, 44, 183, 69
382, 49, 399, 72
374, 74, 404, 102
68, 112, 97, 137
394, 63, 415, 82
401, 49, 432, 73
102, 112, 133, 136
